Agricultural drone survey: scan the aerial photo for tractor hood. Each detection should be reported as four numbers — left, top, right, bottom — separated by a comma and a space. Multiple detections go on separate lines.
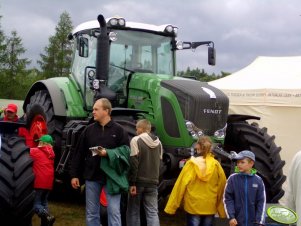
161, 79, 229, 136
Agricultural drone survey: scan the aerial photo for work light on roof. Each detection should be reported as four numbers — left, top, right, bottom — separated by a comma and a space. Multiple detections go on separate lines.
173, 27, 178, 36
118, 18, 125, 26
108, 17, 126, 27
164, 25, 178, 36
109, 18, 118, 26
165, 25, 174, 33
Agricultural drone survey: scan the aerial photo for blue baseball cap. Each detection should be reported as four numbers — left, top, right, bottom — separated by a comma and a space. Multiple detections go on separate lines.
234, 150, 255, 162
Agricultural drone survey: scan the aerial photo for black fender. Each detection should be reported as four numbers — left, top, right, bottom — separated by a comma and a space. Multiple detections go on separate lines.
23, 80, 67, 116
111, 107, 148, 120
227, 114, 260, 123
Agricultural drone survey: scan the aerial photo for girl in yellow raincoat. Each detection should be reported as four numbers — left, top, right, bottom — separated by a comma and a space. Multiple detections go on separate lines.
164, 136, 226, 226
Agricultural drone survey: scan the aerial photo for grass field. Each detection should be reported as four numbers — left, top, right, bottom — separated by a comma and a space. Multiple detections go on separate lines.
31, 200, 229, 226
32, 201, 86, 226
31, 200, 187, 226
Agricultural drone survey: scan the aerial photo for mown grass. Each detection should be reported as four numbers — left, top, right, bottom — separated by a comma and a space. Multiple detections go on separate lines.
31, 200, 186, 226
32, 201, 85, 226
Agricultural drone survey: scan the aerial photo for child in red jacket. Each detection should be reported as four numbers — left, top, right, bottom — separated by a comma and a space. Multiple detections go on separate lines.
30, 134, 55, 226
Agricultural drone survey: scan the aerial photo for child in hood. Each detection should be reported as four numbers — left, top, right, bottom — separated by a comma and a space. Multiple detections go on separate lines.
164, 136, 227, 226
30, 134, 55, 226
127, 119, 162, 226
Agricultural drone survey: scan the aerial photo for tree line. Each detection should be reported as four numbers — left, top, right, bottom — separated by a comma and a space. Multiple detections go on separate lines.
0, 11, 72, 100
0, 11, 229, 100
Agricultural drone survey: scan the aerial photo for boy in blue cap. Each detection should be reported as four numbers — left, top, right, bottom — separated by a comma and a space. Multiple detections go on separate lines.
223, 150, 266, 226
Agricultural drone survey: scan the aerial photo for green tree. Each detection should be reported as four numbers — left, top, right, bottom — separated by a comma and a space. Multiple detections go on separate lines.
38, 11, 73, 78
0, 14, 7, 72
177, 67, 231, 82
14, 69, 44, 100
0, 14, 7, 97
0, 30, 31, 99
5, 30, 31, 78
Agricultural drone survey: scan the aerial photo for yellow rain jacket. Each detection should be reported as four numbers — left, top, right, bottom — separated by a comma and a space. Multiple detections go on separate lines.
164, 154, 226, 217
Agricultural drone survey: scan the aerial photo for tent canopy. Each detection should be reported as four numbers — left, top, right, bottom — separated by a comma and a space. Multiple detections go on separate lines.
209, 56, 301, 175
210, 56, 301, 106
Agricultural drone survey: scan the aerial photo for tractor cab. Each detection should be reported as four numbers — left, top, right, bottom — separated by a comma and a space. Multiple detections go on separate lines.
69, 15, 215, 110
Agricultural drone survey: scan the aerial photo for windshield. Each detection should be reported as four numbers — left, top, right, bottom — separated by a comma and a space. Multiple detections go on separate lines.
71, 29, 174, 108
110, 30, 173, 74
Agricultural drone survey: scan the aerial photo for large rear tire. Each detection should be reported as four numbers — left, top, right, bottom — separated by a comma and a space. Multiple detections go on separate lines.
223, 121, 286, 203
25, 90, 67, 202
25, 90, 65, 164
0, 135, 35, 226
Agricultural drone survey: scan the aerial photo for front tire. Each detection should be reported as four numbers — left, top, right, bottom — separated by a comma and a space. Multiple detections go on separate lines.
0, 135, 35, 226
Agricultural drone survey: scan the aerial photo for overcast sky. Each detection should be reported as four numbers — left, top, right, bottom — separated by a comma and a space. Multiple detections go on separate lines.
1, 0, 301, 74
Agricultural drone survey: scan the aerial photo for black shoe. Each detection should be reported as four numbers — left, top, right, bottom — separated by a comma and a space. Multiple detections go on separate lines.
46, 215, 55, 226
40, 211, 55, 226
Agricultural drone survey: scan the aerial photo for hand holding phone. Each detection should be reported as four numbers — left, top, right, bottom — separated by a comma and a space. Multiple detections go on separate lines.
89, 146, 104, 156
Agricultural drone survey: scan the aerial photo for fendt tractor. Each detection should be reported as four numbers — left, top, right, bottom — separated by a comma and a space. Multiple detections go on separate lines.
0, 14, 286, 225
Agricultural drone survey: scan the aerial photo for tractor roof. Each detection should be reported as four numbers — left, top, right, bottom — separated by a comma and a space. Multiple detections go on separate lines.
72, 18, 177, 36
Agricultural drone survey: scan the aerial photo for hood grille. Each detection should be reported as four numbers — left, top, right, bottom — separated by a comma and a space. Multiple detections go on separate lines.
161, 79, 229, 135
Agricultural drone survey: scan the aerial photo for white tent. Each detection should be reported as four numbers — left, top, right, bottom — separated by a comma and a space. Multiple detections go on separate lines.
210, 56, 301, 176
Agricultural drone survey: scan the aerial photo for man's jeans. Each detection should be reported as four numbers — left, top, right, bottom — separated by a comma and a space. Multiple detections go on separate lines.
85, 180, 121, 226
186, 214, 215, 226
126, 186, 160, 226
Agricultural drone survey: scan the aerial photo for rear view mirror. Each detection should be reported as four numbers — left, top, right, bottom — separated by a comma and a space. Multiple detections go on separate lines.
208, 47, 216, 66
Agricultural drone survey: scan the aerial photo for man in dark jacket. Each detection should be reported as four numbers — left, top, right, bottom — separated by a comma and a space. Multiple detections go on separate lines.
223, 150, 266, 226
70, 98, 129, 226
126, 119, 162, 226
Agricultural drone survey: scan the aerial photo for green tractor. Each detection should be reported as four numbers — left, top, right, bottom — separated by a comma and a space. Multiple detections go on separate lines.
17, 13, 285, 210
24, 14, 285, 201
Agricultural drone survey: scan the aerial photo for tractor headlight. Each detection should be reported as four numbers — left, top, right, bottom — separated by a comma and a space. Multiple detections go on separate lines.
88, 69, 96, 80
213, 124, 227, 140
92, 79, 100, 90
197, 130, 204, 137
185, 121, 194, 132
185, 120, 204, 139
109, 32, 117, 42
190, 130, 198, 139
